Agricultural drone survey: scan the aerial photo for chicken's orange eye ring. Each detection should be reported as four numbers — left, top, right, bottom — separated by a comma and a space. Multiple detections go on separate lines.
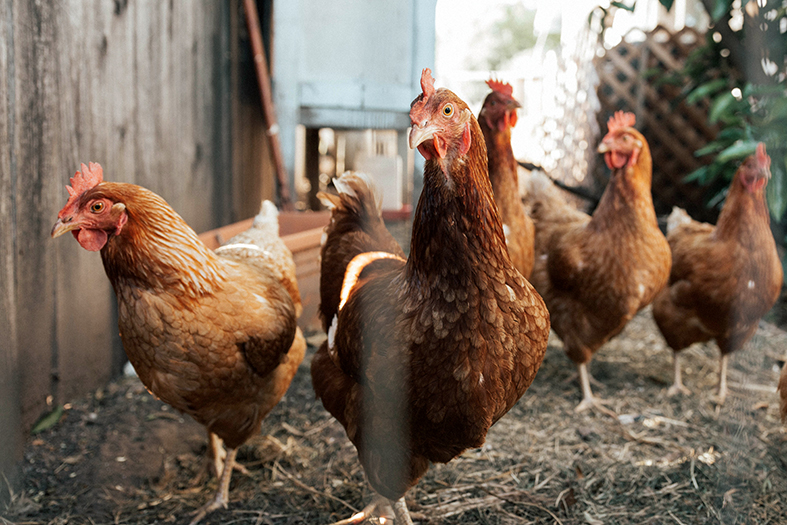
90, 201, 105, 213
442, 104, 454, 117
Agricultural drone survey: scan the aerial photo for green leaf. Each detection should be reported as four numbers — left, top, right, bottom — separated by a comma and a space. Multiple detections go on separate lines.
659, 0, 675, 10
687, 78, 729, 105
744, 83, 787, 98
684, 166, 709, 184
708, 187, 728, 209
715, 127, 745, 142
708, 92, 737, 124
716, 140, 758, 163
767, 157, 787, 220
31, 405, 65, 434
711, 0, 732, 22
611, 1, 636, 12
695, 141, 726, 157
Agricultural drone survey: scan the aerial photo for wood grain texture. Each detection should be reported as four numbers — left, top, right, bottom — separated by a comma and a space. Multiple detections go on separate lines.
0, 0, 22, 505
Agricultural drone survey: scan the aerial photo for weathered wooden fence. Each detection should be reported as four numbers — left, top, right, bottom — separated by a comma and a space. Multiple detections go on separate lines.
595, 25, 719, 221
0, 0, 280, 501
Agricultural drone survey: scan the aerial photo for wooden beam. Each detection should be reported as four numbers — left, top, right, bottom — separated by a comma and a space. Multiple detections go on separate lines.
243, 0, 293, 210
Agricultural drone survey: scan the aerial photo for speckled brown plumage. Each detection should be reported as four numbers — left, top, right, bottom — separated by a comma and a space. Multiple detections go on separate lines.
529, 123, 670, 366
652, 145, 782, 400
527, 113, 671, 411
311, 75, 549, 506
479, 83, 535, 279
52, 172, 305, 523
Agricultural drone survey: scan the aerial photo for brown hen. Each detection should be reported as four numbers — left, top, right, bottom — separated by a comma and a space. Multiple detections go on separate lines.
51, 164, 306, 524
652, 144, 783, 404
479, 78, 535, 279
310, 69, 549, 524
528, 111, 671, 413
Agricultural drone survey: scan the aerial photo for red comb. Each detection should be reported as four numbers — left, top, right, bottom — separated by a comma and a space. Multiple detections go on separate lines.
755, 142, 770, 170
66, 162, 104, 198
420, 68, 435, 98
410, 68, 437, 125
486, 78, 513, 97
607, 111, 636, 133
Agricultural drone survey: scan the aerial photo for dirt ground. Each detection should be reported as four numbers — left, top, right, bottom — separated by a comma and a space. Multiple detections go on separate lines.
3, 305, 787, 525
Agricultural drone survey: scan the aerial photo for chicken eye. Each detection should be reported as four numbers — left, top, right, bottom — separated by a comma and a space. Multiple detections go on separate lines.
90, 202, 105, 213
442, 104, 454, 117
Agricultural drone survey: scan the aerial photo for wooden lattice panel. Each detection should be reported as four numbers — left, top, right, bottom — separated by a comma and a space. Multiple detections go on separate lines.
596, 25, 720, 222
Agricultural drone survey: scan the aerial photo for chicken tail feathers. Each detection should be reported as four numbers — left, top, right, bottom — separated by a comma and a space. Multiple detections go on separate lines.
666, 206, 692, 235
317, 172, 404, 332
318, 171, 382, 221
252, 200, 280, 231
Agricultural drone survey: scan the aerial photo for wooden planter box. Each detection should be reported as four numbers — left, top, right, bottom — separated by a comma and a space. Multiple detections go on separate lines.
198, 211, 331, 332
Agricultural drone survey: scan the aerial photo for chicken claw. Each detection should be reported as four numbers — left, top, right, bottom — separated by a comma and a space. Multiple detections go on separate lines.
327, 495, 413, 524
667, 353, 692, 397
574, 363, 617, 417
189, 448, 238, 525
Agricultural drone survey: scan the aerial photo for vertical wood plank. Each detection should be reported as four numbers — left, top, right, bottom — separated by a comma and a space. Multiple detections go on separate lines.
13, 0, 61, 429
0, 0, 22, 503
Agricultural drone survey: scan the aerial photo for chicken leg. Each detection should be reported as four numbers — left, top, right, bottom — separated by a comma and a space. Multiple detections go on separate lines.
715, 353, 729, 405
189, 447, 238, 525
574, 363, 616, 417
208, 432, 249, 478
392, 497, 414, 525
667, 352, 691, 396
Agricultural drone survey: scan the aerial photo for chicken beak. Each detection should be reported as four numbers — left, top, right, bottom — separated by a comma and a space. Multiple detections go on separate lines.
51, 217, 79, 239
409, 124, 435, 150
597, 140, 610, 154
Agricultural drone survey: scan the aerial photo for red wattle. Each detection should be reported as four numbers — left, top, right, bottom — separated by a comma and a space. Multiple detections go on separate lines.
76, 229, 108, 252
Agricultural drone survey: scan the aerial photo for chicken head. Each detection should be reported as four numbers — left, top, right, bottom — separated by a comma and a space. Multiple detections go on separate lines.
51, 162, 128, 251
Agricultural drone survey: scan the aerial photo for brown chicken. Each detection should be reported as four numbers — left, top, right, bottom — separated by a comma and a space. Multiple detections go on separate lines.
652, 144, 782, 404
528, 111, 671, 413
479, 78, 535, 279
310, 69, 549, 524
51, 163, 306, 524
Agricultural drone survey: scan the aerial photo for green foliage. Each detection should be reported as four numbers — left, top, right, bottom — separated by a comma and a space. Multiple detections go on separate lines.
31, 405, 64, 434
474, 4, 559, 70
684, 81, 787, 219
666, 0, 787, 221
610, 1, 635, 12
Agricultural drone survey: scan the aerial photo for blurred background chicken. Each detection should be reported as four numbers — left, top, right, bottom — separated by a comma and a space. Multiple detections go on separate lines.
51, 163, 306, 525
310, 69, 549, 524
652, 144, 783, 404
479, 78, 535, 279
527, 111, 671, 413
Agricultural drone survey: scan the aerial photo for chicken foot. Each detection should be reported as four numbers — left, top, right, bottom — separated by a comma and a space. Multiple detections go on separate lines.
667, 352, 691, 396
209, 432, 250, 478
574, 363, 617, 417
189, 447, 238, 525
392, 497, 414, 525
327, 495, 412, 524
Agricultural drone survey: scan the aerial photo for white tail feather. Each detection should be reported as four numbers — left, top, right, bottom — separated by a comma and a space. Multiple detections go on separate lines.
666, 206, 692, 234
